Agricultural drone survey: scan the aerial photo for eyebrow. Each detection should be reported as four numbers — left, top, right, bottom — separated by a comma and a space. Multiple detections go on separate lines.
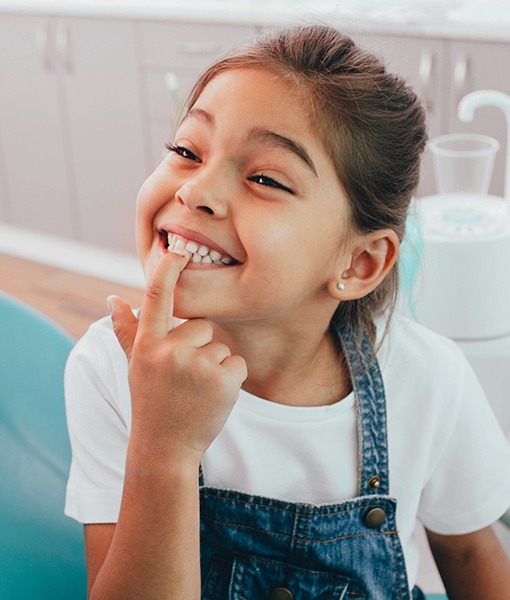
248, 127, 318, 178
182, 108, 318, 177
182, 107, 215, 127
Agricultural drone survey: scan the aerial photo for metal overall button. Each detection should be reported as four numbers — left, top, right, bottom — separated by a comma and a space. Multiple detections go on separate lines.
364, 507, 386, 528
367, 475, 381, 491
269, 587, 293, 600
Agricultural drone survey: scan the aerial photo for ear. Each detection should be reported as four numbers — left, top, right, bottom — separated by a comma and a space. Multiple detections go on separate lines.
327, 230, 399, 301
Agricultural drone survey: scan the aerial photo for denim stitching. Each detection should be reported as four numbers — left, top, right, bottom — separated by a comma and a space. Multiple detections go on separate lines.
202, 514, 399, 543
202, 498, 394, 521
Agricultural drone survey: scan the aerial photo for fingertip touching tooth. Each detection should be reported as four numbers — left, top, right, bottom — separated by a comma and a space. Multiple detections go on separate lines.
169, 247, 190, 259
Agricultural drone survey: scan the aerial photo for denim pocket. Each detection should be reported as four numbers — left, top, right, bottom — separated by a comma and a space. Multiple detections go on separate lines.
229, 555, 356, 600
201, 556, 234, 600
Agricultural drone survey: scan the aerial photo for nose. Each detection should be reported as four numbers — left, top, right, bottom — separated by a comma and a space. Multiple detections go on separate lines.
176, 174, 229, 219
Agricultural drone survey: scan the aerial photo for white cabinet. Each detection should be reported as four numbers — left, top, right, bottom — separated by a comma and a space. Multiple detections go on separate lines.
355, 34, 510, 198
0, 121, 11, 223
62, 17, 146, 253
138, 20, 258, 170
0, 14, 146, 253
0, 15, 77, 239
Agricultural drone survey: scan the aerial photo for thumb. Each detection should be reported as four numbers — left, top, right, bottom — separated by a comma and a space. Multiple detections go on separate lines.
107, 295, 138, 360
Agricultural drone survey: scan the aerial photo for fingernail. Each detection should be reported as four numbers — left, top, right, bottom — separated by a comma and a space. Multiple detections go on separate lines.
106, 295, 116, 314
169, 247, 190, 258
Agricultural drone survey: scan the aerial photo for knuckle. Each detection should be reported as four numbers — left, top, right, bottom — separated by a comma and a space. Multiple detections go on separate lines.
188, 318, 213, 337
144, 280, 166, 302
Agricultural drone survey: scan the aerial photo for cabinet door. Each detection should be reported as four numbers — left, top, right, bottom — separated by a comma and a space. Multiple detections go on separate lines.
447, 40, 510, 198
62, 17, 146, 253
140, 21, 258, 169
0, 14, 77, 238
0, 121, 11, 222
355, 34, 447, 197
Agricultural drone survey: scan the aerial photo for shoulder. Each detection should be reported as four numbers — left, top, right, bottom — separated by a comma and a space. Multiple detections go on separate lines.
65, 315, 129, 407
378, 315, 487, 469
67, 315, 127, 371
378, 314, 469, 390
379, 316, 510, 534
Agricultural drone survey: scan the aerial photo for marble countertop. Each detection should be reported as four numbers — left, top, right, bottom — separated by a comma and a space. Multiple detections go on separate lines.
0, 0, 509, 42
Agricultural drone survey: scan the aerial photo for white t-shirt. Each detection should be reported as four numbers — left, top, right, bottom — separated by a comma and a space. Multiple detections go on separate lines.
64, 314, 510, 590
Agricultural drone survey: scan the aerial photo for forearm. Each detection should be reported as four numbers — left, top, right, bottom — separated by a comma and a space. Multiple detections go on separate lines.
89, 438, 201, 600
427, 526, 510, 600
90, 260, 246, 599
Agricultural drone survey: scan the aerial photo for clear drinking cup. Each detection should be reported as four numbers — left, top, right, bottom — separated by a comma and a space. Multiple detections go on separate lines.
428, 133, 500, 195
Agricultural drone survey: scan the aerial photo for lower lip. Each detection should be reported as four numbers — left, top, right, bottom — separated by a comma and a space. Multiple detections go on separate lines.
183, 260, 228, 271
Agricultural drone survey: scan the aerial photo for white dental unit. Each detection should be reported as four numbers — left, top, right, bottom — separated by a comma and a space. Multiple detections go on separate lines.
412, 89, 510, 476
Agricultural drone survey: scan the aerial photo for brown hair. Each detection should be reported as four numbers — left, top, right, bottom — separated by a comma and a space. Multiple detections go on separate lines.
185, 24, 427, 341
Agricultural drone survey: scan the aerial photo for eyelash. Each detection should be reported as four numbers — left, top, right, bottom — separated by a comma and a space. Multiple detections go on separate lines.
248, 174, 294, 194
165, 143, 294, 194
165, 143, 201, 162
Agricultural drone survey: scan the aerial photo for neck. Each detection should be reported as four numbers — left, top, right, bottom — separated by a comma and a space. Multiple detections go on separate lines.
210, 317, 351, 407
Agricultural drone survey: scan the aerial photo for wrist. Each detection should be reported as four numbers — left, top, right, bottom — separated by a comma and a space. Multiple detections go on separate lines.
126, 432, 203, 480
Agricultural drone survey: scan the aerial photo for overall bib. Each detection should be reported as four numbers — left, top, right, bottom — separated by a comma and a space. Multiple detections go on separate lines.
199, 324, 424, 599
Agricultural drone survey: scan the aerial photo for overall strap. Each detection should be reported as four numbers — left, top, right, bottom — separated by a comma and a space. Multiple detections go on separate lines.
335, 322, 390, 497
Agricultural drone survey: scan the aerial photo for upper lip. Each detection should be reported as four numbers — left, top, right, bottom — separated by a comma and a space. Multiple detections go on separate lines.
159, 224, 236, 260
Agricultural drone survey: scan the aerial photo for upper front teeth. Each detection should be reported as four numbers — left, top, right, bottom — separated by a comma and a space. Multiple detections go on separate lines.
167, 233, 233, 265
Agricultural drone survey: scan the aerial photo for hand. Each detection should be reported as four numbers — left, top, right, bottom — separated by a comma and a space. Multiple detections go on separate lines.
108, 250, 247, 461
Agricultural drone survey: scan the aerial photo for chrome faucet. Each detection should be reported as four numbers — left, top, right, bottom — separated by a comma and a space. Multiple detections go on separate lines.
458, 90, 510, 201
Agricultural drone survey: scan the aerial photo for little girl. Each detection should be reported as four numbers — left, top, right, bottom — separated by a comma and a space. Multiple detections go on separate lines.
64, 25, 510, 599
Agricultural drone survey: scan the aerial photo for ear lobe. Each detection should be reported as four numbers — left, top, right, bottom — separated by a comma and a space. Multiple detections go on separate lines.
331, 230, 399, 301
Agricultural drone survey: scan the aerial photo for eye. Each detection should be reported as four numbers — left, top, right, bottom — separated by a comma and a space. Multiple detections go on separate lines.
248, 174, 294, 194
165, 143, 201, 163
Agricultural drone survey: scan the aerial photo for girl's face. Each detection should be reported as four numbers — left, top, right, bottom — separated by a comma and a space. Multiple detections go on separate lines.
136, 68, 356, 326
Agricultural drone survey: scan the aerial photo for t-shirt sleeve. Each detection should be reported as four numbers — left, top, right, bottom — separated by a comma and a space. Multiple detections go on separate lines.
417, 350, 510, 535
64, 319, 130, 524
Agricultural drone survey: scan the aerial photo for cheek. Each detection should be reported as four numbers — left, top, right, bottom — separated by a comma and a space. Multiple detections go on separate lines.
136, 177, 160, 221
136, 176, 169, 237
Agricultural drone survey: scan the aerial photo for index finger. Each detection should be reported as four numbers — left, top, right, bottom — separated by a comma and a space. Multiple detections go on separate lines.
138, 249, 190, 338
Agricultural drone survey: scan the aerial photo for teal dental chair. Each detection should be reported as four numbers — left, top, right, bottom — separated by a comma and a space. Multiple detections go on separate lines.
0, 292, 86, 599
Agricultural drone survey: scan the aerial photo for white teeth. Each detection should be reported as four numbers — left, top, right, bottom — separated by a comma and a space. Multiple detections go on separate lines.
166, 232, 235, 265
185, 241, 199, 253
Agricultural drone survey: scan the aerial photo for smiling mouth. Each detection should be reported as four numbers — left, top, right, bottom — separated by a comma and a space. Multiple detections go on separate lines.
160, 231, 238, 265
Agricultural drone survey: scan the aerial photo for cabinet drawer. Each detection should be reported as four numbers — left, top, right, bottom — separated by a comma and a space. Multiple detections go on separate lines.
140, 21, 257, 69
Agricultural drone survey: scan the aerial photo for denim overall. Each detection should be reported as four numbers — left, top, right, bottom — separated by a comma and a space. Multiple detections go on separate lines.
199, 323, 424, 599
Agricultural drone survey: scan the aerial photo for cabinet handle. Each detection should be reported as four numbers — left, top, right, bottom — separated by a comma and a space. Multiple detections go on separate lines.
453, 55, 469, 107
56, 24, 73, 72
165, 72, 183, 115
36, 21, 53, 70
418, 50, 434, 113
175, 41, 222, 55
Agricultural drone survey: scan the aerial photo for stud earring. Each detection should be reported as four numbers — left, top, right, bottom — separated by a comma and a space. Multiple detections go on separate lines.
337, 282, 346, 291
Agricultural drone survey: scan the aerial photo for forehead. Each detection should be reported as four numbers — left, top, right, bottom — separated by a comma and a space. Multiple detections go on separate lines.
189, 68, 316, 140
